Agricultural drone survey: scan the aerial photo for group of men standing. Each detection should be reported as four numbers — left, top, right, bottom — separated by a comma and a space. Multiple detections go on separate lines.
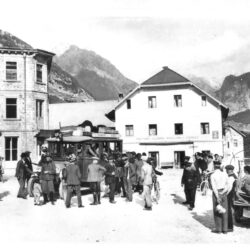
63, 151, 162, 211
181, 152, 239, 234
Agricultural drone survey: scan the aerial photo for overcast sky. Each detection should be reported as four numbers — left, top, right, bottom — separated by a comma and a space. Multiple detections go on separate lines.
1, 0, 250, 85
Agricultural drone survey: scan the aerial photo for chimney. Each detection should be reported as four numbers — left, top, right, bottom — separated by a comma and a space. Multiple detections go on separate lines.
163, 66, 168, 70
118, 93, 124, 101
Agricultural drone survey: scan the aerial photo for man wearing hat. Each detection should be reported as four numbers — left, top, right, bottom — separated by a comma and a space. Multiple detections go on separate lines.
64, 153, 83, 208
15, 153, 32, 199
181, 156, 199, 210
141, 153, 154, 210
24, 151, 33, 185
40, 153, 56, 205
104, 156, 117, 203
225, 165, 237, 232
87, 157, 106, 205
210, 160, 229, 233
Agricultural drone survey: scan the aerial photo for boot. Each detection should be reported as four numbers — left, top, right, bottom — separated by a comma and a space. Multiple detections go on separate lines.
43, 193, 48, 205
97, 193, 101, 205
90, 193, 97, 205
49, 192, 55, 205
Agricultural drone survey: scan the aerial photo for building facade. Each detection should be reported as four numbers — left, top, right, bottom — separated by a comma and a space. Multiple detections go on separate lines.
223, 125, 244, 173
0, 47, 54, 170
114, 67, 229, 168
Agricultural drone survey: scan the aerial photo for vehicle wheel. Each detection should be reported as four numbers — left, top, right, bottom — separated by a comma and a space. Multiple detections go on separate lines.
234, 207, 243, 223
59, 180, 67, 201
27, 177, 36, 197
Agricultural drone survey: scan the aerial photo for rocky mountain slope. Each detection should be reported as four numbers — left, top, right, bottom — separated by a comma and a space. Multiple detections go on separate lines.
0, 30, 94, 103
54, 45, 138, 101
215, 73, 250, 115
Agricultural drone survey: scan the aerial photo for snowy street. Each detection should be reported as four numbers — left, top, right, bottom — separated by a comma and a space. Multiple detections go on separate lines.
1, 169, 250, 244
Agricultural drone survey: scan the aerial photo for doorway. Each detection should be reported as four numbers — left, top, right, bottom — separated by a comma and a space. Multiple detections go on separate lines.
148, 151, 159, 167
174, 151, 185, 168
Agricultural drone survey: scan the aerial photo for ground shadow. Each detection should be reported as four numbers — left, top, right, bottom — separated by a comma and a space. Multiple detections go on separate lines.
0, 191, 10, 200
134, 197, 145, 207
170, 193, 185, 205
191, 210, 214, 230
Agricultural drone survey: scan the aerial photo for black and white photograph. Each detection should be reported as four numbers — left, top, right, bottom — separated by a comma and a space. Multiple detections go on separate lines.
1, 0, 250, 247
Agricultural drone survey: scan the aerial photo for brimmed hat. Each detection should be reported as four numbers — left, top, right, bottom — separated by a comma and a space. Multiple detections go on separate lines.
225, 165, 234, 170
92, 156, 99, 160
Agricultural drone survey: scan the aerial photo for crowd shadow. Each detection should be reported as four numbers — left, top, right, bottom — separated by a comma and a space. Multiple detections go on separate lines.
0, 191, 10, 200
191, 210, 214, 230
170, 193, 185, 205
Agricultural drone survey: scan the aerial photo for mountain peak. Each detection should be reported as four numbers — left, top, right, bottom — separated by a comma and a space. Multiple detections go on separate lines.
0, 29, 33, 49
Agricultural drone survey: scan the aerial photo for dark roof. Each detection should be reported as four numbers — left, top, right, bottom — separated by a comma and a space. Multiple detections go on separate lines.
141, 66, 189, 85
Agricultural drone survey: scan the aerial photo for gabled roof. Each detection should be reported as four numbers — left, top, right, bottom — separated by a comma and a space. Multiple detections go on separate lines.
113, 66, 229, 118
142, 66, 189, 85
49, 100, 118, 129
225, 125, 246, 137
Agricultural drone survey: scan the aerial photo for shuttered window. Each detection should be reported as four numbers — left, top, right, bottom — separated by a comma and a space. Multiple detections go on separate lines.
6, 62, 17, 81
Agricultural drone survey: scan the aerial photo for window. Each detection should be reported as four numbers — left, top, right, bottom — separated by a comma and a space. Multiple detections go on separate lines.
201, 96, 207, 106
174, 95, 182, 107
125, 125, 134, 136
227, 142, 230, 148
6, 98, 17, 118
148, 96, 157, 108
6, 61, 17, 81
149, 124, 157, 136
36, 64, 43, 82
200, 123, 210, 134
5, 137, 18, 161
175, 123, 183, 135
233, 139, 238, 147
36, 100, 44, 118
126, 99, 131, 109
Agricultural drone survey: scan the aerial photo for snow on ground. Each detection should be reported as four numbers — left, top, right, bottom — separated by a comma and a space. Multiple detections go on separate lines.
0, 169, 250, 244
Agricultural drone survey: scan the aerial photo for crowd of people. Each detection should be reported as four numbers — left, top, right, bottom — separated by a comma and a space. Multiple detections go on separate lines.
181, 151, 250, 234
9, 148, 250, 234
14, 148, 163, 211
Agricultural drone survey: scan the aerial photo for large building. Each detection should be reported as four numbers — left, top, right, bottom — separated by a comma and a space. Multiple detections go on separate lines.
113, 66, 229, 168
0, 47, 54, 170
223, 125, 245, 173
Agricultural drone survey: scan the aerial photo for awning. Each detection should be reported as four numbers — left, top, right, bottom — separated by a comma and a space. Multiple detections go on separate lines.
35, 129, 59, 138
47, 136, 93, 143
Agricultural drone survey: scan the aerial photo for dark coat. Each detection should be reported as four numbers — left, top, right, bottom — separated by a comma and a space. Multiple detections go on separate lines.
40, 161, 56, 181
65, 162, 81, 186
181, 166, 199, 189
15, 160, 31, 179
105, 162, 116, 185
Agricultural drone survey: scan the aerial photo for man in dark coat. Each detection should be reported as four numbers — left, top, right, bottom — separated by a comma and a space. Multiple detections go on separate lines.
104, 156, 117, 204
181, 158, 199, 210
64, 153, 83, 208
24, 151, 33, 185
40, 153, 56, 205
115, 154, 127, 197
15, 153, 32, 199
225, 165, 237, 232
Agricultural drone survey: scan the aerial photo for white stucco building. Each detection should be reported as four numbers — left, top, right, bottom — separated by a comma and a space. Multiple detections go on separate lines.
223, 125, 245, 173
0, 47, 54, 170
113, 67, 229, 168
